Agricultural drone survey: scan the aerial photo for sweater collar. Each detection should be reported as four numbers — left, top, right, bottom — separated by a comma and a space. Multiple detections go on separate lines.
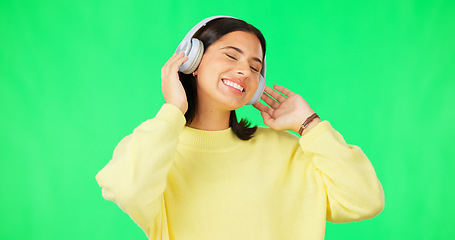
179, 126, 242, 151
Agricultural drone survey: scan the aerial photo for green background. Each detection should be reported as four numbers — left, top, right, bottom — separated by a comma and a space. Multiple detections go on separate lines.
1, 0, 454, 239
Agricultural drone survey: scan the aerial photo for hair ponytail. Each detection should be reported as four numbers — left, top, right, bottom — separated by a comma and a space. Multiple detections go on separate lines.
229, 110, 257, 140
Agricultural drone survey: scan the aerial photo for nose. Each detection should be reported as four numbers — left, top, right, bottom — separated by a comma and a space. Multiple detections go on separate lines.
235, 61, 251, 77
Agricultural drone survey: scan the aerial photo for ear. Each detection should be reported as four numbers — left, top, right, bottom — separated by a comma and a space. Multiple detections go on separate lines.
193, 68, 198, 76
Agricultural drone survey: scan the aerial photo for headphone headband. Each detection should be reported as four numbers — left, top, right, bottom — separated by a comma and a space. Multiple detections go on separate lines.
179, 16, 237, 45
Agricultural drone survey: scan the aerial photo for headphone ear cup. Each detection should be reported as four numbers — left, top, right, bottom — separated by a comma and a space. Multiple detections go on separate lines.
247, 74, 266, 105
179, 38, 204, 74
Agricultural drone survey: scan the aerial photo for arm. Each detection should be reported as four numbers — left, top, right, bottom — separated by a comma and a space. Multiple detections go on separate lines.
95, 104, 186, 237
254, 85, 384, 222
300, 121, 384, 222
96, 52, 189, 238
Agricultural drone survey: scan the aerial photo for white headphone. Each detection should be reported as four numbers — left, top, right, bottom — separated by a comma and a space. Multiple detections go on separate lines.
175, 16, 266, 105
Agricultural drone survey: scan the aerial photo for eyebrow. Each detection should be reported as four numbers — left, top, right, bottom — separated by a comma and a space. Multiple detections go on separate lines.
220, 46, 262, 64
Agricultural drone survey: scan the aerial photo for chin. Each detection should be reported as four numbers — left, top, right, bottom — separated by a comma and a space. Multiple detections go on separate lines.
199, 85, 253, 111
223, 99, 250, 111
225, 93, 252, 107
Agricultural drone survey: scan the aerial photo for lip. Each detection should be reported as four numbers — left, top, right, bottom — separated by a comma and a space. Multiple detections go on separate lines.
221, 77, 246, 91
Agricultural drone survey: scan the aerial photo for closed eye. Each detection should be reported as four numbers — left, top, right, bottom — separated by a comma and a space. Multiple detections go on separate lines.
226, 53, 260, 73
251, 66, 259, 72
226, 54, 237, 60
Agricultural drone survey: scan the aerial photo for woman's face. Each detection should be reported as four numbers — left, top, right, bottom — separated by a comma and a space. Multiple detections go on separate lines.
193, 31, 263, 111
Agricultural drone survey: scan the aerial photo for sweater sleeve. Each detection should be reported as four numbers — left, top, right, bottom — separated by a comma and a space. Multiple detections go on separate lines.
299, 121, 384, 223
95, 104, 186, 239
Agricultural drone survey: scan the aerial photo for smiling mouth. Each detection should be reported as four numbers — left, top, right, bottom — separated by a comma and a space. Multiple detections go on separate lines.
222, 79, 244, 92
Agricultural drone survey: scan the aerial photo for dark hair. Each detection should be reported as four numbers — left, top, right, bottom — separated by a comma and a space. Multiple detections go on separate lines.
179, 18, 266, 140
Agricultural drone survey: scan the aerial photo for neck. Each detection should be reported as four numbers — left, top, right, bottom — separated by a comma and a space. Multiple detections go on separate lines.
188, 104, 231, 131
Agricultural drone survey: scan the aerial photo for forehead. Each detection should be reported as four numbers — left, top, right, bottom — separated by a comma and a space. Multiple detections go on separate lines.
209, 31, 263, 59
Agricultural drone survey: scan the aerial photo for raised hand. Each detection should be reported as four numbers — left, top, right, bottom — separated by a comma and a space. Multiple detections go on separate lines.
253, 85, 321, 135
161, 52, 189, 114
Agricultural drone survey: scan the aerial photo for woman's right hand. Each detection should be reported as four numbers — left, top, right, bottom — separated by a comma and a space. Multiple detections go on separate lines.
161, 52, 189, 114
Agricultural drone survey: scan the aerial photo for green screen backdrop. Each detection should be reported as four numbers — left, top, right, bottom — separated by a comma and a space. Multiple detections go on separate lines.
1, 0, 454, 239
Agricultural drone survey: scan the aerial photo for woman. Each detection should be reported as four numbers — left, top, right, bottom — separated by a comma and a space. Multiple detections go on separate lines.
96, 16, 384, 240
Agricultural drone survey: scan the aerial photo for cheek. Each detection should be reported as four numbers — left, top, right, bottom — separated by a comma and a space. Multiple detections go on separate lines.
199, 56, 227, 76
250, 76, 260, 89
197, 59, 216, 79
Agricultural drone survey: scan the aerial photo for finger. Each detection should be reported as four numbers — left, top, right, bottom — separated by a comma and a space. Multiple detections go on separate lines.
253, 101, 274, 116
162, 52, 182, 72
173, 54, 189, 68
165, 52, 180, 64
166, 51, 185, 65
264, 85, 287, 103
273, 85, 295, 97
162, 53, 176, 70
167, 54, 189, 73
162, 54, 188, 81
260, 92, 280, 109
168, 52, 186, 64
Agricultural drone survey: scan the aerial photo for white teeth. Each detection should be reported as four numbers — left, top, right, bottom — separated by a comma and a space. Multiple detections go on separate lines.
223, 80, 244, 92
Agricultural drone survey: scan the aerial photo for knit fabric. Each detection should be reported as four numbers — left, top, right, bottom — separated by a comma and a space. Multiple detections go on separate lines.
96, 104, 384, 240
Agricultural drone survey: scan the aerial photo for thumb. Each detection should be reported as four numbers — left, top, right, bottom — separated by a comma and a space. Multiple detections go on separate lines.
261, 111, 276, 129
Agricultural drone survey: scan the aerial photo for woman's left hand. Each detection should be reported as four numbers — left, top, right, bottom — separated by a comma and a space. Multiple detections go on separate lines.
253, 85, 321, 134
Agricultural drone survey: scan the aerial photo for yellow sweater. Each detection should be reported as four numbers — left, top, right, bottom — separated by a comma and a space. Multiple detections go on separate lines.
96, 104, 384, 240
